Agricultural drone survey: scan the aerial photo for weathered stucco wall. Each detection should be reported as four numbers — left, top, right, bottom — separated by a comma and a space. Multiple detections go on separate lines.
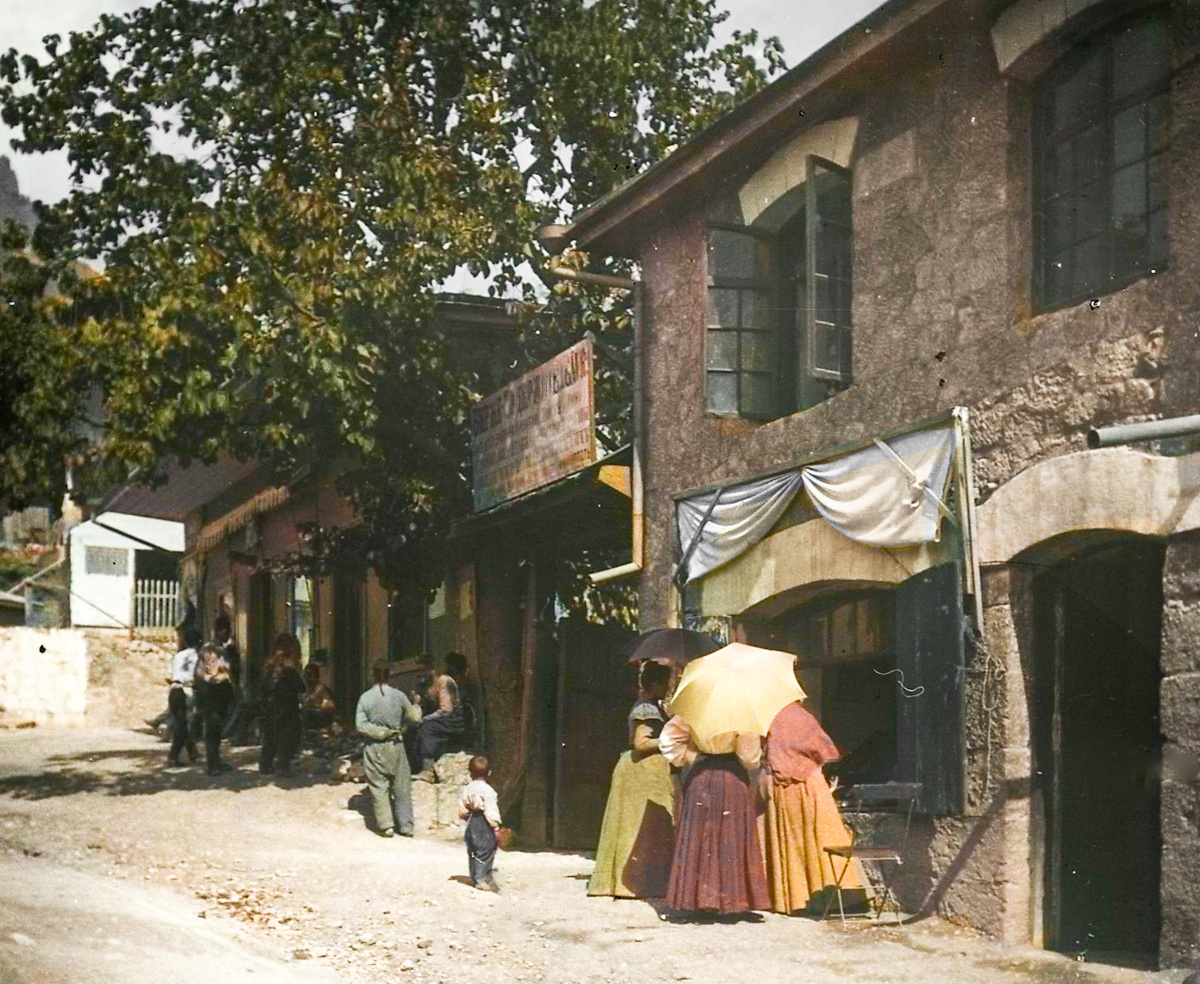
633, 3, 1200, 956
0, 628, 89, 727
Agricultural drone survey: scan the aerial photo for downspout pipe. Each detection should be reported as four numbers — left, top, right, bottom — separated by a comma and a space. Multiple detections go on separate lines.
541, 260, 642, 584
588, 277, 643, 585
1087, 413, 1200, 449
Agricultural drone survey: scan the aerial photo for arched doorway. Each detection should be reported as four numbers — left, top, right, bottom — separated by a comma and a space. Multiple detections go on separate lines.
1029, 534, 1164, 964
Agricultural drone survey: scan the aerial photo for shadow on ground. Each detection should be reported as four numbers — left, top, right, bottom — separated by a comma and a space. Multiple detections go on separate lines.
0, 743, 345, 800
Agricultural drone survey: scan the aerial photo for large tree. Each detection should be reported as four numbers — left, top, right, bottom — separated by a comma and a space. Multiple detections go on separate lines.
0, 0, 782, 583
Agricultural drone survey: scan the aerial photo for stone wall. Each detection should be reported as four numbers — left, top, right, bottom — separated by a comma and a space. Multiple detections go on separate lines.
0, 628, 89, 727
1159, 529, 1200, 968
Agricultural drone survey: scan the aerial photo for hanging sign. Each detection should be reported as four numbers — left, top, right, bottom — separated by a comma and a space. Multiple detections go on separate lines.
470, 339, 596, 512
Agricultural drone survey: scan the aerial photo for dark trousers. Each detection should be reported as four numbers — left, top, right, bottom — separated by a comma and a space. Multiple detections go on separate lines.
202, 683, 233, 774
259, 708, 301, 774
417, 710, 465, 768
167, 687, 197, 764
465, 812, 497, 886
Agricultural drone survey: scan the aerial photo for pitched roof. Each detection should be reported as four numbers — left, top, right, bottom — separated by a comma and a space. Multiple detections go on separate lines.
556, 0, 958, 255
103, 456, 264, 522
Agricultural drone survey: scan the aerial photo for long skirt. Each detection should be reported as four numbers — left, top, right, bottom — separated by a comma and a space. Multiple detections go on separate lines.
588, 751, 675, 899
764, 772, 869, 915
665, 755, 769, 913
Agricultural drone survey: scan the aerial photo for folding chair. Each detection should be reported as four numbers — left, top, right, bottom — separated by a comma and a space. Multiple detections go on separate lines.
821, 782, 921, 928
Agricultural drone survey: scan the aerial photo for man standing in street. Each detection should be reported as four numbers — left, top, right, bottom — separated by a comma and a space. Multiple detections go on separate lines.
356, 661, 422, 837
166, 627, 202, 767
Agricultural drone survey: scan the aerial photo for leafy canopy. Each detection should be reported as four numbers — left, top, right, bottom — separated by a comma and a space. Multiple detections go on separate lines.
0, 0, 782, 582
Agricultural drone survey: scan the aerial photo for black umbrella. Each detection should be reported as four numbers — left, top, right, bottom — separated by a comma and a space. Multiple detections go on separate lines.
621, 627, 721, 667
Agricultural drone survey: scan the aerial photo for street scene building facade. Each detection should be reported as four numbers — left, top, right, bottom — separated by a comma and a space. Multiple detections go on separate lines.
3, 0, 1200, 978
558, 0, 1200, 966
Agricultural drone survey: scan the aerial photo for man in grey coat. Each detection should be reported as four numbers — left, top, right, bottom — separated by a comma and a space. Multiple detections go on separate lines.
356, 661, 423, 837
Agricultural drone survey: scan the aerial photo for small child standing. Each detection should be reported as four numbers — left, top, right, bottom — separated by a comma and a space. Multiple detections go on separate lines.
458, 754, 502, 892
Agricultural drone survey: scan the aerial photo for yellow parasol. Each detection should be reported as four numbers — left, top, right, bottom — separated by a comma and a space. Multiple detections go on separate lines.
666, 642, 806, 752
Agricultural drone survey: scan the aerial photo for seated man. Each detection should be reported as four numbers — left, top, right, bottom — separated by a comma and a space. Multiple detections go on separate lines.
301, 663, 337, 732
412, 652, 467, 780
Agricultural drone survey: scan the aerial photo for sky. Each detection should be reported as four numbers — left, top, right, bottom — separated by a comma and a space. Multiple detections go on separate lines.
1, 0, 884, 207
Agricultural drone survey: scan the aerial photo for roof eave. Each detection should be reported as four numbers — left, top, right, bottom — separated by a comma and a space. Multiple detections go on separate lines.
561, 0, 944, 256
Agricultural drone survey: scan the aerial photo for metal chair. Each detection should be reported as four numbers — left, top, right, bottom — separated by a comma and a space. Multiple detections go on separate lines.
821, 781, 921, 927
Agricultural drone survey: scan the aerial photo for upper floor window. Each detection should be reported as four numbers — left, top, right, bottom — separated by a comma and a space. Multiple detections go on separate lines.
706, 156, 853, 419
1035, 16, 1169, 309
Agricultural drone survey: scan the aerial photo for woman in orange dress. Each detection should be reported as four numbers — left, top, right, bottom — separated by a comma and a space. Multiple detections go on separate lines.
762, 702, 868, 915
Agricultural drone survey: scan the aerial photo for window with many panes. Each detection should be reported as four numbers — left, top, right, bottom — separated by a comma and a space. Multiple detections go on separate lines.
706, 156, 853, 419
1035, 16, 1169, 309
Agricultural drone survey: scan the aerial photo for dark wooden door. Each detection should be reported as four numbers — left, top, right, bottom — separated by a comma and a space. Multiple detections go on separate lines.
1034, 540, 1163, 961
552, 620, 636, 850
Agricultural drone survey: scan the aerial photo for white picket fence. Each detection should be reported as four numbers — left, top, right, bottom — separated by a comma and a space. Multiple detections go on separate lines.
134, 579, 179, 629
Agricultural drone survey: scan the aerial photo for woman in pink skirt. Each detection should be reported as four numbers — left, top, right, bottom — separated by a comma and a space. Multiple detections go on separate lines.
660, 716, 769, 915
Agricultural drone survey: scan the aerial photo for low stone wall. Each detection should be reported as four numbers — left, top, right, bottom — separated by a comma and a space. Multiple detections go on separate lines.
0, 628, 89, 727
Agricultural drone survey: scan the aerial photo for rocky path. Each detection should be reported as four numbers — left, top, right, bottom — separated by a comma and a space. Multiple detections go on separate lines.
0, 727, 1186, 984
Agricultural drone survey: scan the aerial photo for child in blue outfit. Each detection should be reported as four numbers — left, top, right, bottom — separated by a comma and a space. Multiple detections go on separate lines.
458, 754, 502, 892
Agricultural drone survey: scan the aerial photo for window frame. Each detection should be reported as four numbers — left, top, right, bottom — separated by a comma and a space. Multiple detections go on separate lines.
704, 222, 780, 420
1032, 12, 1171, 312
704, 154, 854, 421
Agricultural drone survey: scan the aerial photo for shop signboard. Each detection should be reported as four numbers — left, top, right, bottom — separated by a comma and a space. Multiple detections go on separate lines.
470, 339, 595, 512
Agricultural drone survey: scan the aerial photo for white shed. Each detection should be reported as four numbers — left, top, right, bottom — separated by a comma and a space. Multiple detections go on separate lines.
69, 512, 185, 629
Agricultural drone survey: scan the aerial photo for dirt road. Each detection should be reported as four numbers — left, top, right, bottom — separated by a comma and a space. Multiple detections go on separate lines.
0, 727, 1186, 984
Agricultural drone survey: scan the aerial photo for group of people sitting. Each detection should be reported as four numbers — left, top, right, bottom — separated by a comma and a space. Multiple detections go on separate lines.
589, 660, 867, 917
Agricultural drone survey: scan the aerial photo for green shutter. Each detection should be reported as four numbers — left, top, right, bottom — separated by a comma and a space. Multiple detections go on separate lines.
894, 562, 966, 815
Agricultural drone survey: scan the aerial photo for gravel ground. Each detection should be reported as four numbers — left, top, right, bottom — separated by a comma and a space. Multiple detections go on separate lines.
0, 725, 1190, 984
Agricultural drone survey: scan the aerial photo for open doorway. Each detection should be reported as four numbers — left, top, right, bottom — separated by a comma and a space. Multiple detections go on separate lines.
1032, 537, 1164, 965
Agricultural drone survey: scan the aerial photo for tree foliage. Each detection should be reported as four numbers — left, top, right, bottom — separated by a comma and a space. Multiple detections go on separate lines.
0, 0, 782, 584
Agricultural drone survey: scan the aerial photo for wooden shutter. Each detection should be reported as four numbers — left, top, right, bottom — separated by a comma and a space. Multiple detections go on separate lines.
894, 562, 966, 815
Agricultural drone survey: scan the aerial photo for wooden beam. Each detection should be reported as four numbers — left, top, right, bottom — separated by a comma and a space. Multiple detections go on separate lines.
597, 464, 632, 498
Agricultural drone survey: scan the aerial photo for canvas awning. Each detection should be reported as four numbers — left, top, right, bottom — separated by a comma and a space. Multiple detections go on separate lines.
675, 419, 964, 587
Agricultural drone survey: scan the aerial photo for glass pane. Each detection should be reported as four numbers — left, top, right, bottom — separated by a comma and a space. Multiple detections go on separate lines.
1148, 152, 1166, 212
1111, 215, 1148, 282
742, 372, 777, 417
1076, 182, 1106, 242
1113, 19, 1169, 100
1147, 93, 1168, 153
706, 371, 737, 414
813, 164, 852, 226
708, 228, 768, 280
740, 289, 772, 330
1052, 49, 1104, 130
1073, 124, 1104, 187
1148, 208, 1167, 268
1073, 237, 1104, 295
741, 331, 775, 372
707, 330, 738, 370
706, 287, 738, 328
1112, 160, 1147, 229
811, 320, 840, 374
1047, 139, 1073, 198
1113, 105, 1146, 169
1046, 249, 1072, 304
1047, 194, 1076, 250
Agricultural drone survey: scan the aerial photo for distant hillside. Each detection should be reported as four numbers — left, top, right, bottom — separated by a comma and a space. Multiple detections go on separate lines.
0, 156, 36, 230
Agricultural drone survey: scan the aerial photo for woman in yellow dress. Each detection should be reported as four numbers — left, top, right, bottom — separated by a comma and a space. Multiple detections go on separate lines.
588, 661, 675, 899
763, 701, 868, 915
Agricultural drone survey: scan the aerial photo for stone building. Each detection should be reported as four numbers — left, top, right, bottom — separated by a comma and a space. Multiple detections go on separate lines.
551, 0, 1200, 968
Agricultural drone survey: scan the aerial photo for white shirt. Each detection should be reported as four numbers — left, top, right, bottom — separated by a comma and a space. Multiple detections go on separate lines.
458, 779, 501, 828
170, 647, 199, 688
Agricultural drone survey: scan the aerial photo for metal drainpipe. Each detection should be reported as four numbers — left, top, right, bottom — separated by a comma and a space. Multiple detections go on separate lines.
544, 264, 643, 585
1087, 413, 1200, 449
